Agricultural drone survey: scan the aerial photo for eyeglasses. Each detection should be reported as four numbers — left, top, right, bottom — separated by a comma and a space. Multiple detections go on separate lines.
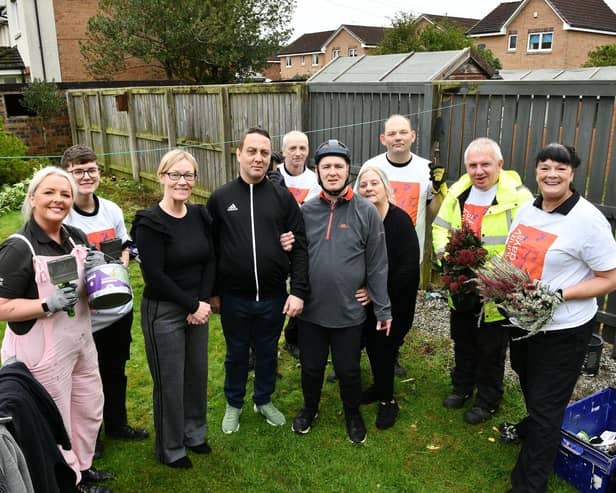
69, 168, 100, 178
164, 171, 196, 182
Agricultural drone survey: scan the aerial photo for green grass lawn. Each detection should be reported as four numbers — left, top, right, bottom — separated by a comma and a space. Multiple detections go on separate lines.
0, 180, 578, 493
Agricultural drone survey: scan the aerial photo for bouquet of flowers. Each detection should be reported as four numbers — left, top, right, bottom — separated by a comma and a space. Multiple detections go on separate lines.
439, 223, 488, 306
472, 256, 565, 339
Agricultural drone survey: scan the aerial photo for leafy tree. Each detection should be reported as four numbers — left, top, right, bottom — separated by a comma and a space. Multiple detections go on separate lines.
377, 12, 501, 70
583, 44, 616, 67
22, 79, 65, 121
81, 0, 295, 84
21, 79, 66, 154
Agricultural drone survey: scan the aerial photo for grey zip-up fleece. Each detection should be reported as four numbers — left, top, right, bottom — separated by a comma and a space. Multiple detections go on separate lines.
299, 188, 391, 328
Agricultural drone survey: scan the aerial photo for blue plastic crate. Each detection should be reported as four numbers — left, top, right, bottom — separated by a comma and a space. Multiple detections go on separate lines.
554, 387, 616, 493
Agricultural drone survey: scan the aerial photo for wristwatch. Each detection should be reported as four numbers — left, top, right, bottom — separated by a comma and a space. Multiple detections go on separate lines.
41, 299, 53, 317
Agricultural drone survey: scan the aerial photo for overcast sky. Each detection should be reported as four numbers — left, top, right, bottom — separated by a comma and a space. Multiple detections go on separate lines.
291, 0, 616, 37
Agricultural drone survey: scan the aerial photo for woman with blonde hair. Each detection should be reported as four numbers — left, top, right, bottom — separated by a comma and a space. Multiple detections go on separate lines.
131, 149, 215, 468
356, 165, 420, 429
0, 166, 111, 492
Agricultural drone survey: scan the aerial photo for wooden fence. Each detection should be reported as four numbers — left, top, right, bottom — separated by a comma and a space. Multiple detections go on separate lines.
66, 83, 307, 200
68, 79, 616, 346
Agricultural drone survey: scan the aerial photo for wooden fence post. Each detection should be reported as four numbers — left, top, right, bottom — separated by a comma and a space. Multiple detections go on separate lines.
65, 93, 78, 145
96, 92, 109, 170
82, 95, 93, 149
218, 86, 232, 183
127, 91, 140, 181
165, 89, 177, 149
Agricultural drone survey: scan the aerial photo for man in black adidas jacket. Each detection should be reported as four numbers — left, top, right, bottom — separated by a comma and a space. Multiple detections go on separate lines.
207, 127, 309, 434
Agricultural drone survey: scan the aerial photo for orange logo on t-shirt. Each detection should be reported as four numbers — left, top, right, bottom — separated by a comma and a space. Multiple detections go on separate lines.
463, 204, 490, 237
504, 224, 557, 280
390, 181, 420, 225
86, 228, 116, 249
288, 187, 309, 204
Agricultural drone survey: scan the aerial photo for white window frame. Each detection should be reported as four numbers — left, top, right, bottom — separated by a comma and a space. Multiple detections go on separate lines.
348, 48, 358, 57
508, 34, 517, 51
332, 48, 341, 59
285, 56, 292, 68
300, 55, 305, 66
311, 53, 319, 66
527, 32, 553, 52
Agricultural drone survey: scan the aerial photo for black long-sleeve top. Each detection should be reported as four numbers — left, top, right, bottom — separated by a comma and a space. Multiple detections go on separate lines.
131, 204, 215, 313
207, 176, 309, 300
384, 204, 420, 317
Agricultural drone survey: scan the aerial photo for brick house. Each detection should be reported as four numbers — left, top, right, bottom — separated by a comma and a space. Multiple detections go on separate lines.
5, 0, 164, 82
278, 25, 387, 80
413, 14, 479, 33
467, 0, 616, 69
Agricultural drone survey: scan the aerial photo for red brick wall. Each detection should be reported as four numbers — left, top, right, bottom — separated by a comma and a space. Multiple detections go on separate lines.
475, 0, 616, 69
53, 0, 166, 82
0, 91, 72, 158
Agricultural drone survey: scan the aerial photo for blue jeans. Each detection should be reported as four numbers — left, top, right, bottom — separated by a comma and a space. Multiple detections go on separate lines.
220, 294, 286, 408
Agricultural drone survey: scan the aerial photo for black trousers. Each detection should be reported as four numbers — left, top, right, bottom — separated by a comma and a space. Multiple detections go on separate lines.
450, 308, 509, 410
364, 311, 409, 402
298, 319, 363, 413
93, 310, 133, 431
392, 290, 418, 354
509, 318, 594, 493
284, 317, 299, 346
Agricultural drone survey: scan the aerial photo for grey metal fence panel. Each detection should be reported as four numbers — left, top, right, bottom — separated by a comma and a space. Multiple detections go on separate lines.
576, 97, 598, 193
307, 82, 432, 166
528, 96, 547, 175
446, 94, 466, 178
436, 81, 616, 207
588, 98, 614, 202
544, 95, 563, 146
500, 95, 518, 170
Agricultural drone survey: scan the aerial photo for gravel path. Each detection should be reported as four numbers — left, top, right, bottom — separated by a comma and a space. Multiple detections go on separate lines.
414, 290, 616, 401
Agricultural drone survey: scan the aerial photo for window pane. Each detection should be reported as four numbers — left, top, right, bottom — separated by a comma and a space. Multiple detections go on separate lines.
509, 34, 517, 49
529, 33, 540, 50
542, 33, 553, 49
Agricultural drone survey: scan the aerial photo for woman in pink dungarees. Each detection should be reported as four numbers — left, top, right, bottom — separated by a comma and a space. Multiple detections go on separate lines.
0, 166, 112, 493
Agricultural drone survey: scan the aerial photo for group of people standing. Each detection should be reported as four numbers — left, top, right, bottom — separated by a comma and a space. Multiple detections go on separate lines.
1, 113, 615, 493
433, 136, 616, 493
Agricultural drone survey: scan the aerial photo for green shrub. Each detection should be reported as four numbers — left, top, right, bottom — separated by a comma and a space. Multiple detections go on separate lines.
0, 159, 49, 215
0, 180, 28, 215
0, 117, 33, 185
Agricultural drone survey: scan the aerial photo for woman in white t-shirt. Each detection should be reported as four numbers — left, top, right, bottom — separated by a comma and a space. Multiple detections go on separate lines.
501, 144, 616, 493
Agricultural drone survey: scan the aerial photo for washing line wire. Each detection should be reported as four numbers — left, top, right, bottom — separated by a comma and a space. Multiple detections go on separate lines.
0, 100, 464, 160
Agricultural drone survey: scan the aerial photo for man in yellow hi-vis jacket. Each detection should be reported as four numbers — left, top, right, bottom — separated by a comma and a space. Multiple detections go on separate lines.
433, 137, 533, 425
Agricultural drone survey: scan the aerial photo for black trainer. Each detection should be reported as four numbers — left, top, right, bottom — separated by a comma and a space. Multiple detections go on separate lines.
464, 405, 496, 424
292, 407, 318, 434
106, 424, 149, 441
376, 400, 400, 430
345, 411, 367, 444
80, 467, 113, 483
443, 393, 471, 409
76, 483, 112, 493
188, 441, 212, 454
